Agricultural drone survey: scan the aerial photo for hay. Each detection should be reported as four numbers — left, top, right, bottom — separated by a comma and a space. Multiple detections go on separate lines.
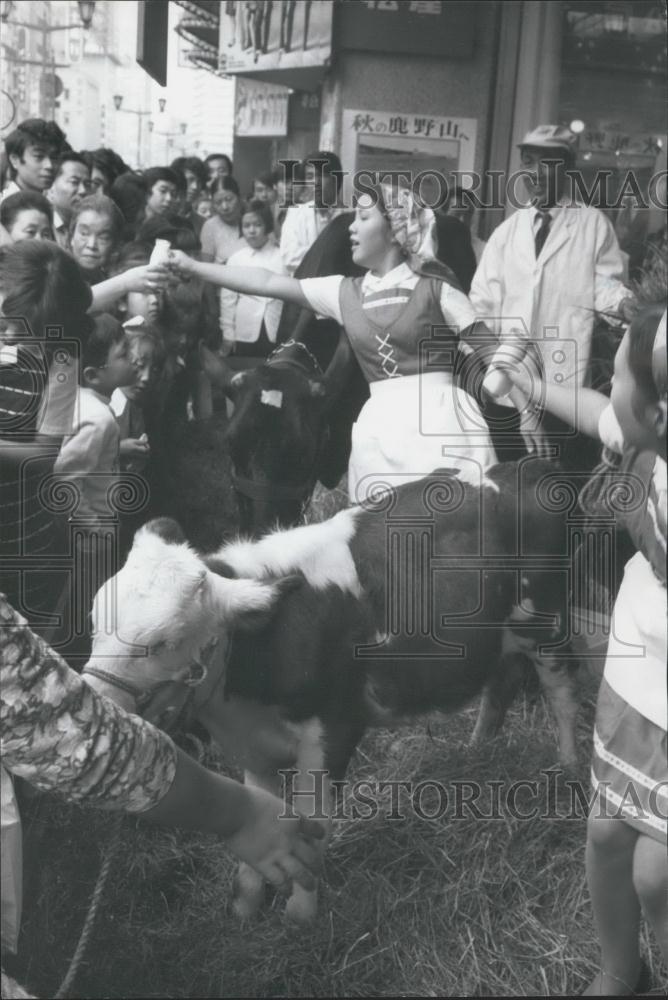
10, 429, 667, 998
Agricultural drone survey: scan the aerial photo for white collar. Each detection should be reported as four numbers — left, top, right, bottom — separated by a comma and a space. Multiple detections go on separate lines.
362, 261, 414, 291
52, 207, 66, 231
529, 197, 569, 223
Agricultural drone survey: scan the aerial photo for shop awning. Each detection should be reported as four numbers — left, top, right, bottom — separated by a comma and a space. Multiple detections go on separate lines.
174, 0, 224, 75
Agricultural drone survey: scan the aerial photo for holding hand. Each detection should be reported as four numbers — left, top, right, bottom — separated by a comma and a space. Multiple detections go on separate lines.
167, 248, 197, 278
225, 783, 324, 891
124, 263, 170, 294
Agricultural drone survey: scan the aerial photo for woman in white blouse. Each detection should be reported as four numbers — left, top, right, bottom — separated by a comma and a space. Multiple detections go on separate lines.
170, 182, 499, 503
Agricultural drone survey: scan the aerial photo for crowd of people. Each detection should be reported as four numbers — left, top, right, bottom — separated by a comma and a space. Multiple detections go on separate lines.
0, 113, 666, 998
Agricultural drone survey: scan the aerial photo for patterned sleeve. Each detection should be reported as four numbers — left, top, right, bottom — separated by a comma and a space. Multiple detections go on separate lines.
0, 596, 177, 813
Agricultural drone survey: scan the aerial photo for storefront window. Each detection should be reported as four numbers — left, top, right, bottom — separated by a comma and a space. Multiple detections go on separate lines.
558, 1, 666, 274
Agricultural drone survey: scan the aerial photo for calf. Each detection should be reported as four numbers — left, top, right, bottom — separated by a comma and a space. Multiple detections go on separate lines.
84, 460, 579, 922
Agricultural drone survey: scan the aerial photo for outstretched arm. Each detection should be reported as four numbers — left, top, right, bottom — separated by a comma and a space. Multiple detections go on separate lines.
504, 364, 608, 441
168, 249, 310, 308
89, 263, 170, 313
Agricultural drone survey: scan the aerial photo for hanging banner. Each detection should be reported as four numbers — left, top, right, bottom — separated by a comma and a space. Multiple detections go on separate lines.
219, 0, 333, 74
340, 109, 478, 206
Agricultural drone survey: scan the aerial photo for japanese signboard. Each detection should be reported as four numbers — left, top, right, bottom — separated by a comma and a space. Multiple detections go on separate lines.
340, 109, 478, 205
337, 0, 475, 58
234, 78, 290, 137
219, 0, 333, 75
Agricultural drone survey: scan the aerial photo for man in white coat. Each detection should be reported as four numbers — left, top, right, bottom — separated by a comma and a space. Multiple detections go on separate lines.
470, 124, 633, 468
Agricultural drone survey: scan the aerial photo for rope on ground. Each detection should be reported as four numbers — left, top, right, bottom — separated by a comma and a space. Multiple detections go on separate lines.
54, 811, 125, 999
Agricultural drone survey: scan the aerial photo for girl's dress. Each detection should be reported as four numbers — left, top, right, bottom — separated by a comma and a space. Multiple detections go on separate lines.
300, 262, 496, 503
222, 239, 285, 359
592, 404, 667, 843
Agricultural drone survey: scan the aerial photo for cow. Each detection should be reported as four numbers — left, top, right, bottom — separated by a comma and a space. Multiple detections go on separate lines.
83, 459, 580, 923
200, 211, 367, 536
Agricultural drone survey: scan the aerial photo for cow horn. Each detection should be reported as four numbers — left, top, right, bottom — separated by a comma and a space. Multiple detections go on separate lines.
199, 342, 241, 398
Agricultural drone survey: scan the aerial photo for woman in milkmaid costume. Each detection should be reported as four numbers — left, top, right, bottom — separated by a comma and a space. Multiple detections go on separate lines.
169, 181, 498, 502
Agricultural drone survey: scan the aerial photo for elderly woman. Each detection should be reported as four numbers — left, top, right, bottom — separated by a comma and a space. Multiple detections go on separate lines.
68, 194, 125, 285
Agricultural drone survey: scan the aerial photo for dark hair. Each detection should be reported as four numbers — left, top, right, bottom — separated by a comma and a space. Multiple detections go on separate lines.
0, 240, 93, 343
204, 153, 233, 174
0, 190, 53, 231
82, 147, 129, 192
137, 213, 201, 255
170, 156, 207, 189
303, 149, 342, 198
82, 312, 126, 372
109, 172, 148, 238
142, 167, 183, 196
254, 170, 277, 189
210, 175, 241, 199
69, 194, 125, 244
242, 198, 274, 235
447, 186, 477, 213
53, 151, 90, 181
627, 303, 667, 411
4, 119, 69, 176
112, 240, 153, 274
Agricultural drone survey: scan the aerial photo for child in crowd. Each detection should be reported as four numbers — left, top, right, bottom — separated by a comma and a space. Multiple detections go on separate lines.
141, 167, 182, 221
200, 176, 245, 264
114, 241, 164, 326
54, 314, 137, 649
0, 190, 53, 242
500, 300, 667, 996
110, 325, 162, 475
221, 199, 285, 359
69, 193, 125, 284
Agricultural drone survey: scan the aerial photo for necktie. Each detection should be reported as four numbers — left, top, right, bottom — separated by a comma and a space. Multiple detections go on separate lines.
534, 210, 552, 258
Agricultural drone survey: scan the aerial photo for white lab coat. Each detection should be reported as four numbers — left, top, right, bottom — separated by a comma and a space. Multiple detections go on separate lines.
469, 204, 628, 386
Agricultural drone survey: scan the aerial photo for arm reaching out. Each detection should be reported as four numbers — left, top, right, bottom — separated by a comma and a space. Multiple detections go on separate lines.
89, 264, 170, 313
168, 249, 310, 309
504, 363, 608, 441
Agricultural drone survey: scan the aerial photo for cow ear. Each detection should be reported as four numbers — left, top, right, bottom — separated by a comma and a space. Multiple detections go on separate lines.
233, 575, 303, 631
309, 379, 326, 397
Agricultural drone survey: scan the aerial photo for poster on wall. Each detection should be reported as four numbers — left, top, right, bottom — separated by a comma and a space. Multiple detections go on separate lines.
219, 0, 333, 74
340, 109, 478, 206
235, 78, 290, 137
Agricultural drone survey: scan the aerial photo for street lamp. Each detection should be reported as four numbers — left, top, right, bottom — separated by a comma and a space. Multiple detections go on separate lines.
113, 96, 164, 169
1, 1, 97, 118
1, 1, 96, 27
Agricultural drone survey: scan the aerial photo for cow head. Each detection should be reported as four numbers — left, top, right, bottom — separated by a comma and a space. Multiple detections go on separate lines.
82, 518, 294, 715
202, 340, 353, 536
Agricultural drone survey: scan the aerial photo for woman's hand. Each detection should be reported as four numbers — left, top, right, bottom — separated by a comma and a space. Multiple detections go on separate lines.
519, 406, 550, 457
123, 263, 170, 294
167, 248, 197, 278
225, 784, 324, 891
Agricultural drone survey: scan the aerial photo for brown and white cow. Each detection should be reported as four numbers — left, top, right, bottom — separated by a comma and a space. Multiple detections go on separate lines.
84, 460, 579, 922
